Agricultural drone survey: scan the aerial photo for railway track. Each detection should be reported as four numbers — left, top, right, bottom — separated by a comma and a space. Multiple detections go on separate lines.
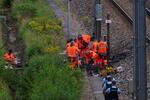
109, 0, 150, 45
109, 0, 150, 99
146, 8, 150, 16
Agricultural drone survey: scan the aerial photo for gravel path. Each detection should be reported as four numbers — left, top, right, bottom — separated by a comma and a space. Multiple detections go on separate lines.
88, 76, 104, 100
81, 73, 95, 100
71, 0, 95, 34
48, 0, 85, 37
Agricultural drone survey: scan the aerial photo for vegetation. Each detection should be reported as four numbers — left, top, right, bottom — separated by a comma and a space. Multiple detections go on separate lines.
0, 0, 13, 8
55, 0, 67, 12
0, 0, 83, 100
0, 80, 12, 100
0, 23, 12, 100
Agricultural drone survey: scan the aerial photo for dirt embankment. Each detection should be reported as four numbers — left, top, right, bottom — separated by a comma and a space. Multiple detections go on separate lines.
59, 0, 95, 34
147, 0, 150, 8
71, 0, 95, 34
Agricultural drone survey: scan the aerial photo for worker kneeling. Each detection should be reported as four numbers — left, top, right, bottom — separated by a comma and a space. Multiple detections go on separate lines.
4, 50, 16, 69
93, 54, 104, 75
66, 42, 79, 69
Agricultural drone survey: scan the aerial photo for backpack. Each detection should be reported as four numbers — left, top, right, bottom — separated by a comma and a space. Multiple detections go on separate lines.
108, 87, 119, 100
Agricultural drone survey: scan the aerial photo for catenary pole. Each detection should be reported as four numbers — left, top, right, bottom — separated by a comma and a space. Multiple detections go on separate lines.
106, 14, 111, 65
133, 0, 147, 99
67, 0, 71, 40
96, 0, 102, 40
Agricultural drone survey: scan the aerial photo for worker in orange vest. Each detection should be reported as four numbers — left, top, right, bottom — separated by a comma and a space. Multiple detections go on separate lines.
78, 34, 84, 50
82, 34, 91, 44
82, 49, 98, 75
66, 42, 79, 69
77, 34, 87, 59
66, 40, 71, 49
98, 39, 108, 56
103, 56, 108, 67
88, 50, 98, 60
66, 39, 74, 50
83, 50, 94, 76
91, 39, 98, 53
82, 34, 91, 50
94, 54, 104, 70
93, 54, 105, 76
74, 38, 79, 49
4, 49, 15, 65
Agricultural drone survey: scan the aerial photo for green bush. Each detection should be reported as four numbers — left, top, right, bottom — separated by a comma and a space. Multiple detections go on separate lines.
0, 0, 13, 8
26, 44, 43, 58
28, 17, 62, 34
0, 80, 12, 100
26, 55, 83, 100
12, 2, 37, 19
0, 24, 12, 100
0, 25, 5, 67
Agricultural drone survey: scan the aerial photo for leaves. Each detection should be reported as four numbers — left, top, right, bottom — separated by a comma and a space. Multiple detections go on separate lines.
28, 17, 62, 34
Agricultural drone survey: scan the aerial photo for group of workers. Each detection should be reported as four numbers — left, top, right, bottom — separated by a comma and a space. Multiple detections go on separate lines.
66, 33, 113, 76
66, 33, 121, 100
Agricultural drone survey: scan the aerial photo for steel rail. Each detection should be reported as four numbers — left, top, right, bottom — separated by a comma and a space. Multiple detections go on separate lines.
146, 8, 150, 16
109, 0, 150, 45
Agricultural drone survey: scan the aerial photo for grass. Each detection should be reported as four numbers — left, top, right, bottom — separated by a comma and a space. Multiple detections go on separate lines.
0, 23, 12, 100
0, 80, 12, 100
0, 0, 83, 99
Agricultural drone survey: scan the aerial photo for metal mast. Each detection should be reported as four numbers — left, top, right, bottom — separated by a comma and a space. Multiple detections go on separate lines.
67, 0, 71, 40
95, 0, 102, 40
133, 0, 147, 99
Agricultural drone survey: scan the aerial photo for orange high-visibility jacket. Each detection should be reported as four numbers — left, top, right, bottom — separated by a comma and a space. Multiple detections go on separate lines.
66, 46, 78, 57
74, 42, 78, 48
4, 53, 15, 61
91, 41, 98, 52
78, 40, 84, 49
66, 43, 71, 48
98, 41, 107, 54
89, 50, 98, 59
82, 34, 91, 43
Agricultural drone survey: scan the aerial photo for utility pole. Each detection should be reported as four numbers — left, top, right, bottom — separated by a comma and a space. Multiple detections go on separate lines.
95, 0, 102, 40
133, 0, 147, 100
67, 0, 71, 40
106, 14, 111, 65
